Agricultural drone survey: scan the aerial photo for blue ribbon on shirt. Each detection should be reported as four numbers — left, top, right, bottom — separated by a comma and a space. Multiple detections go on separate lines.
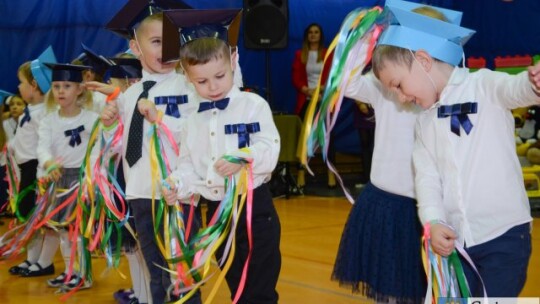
20, 107, 31, 127
64, 125, 85, 147
224, 122, 261, 148
197, 98, 230, 112
437, 102, 478, 136
154, 95, 188, 118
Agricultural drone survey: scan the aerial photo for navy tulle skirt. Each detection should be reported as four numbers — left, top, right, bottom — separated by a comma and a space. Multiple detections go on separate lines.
332, 182, 426, 304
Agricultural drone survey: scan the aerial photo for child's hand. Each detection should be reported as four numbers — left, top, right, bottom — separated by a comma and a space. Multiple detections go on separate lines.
214, 158, 243, 177
84, 81, 117, 96
429, 223, 457, 257
44, 160, 62, 183
101, 100, 119, 127
529, 62, 540, 95
161, 177, 178, 206
138, 99, 159, 123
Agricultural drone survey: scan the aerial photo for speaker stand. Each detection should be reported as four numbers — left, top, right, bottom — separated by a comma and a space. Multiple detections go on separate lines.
265, 50, 273, 108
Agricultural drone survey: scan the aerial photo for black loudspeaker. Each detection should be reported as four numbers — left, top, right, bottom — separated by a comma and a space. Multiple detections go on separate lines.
243, 0, 288, 49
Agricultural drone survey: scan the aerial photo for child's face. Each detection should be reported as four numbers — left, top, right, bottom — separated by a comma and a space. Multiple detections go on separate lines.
51, 81, 83, 108
109, 77, 140, 93
185, 56, 235, 101
17, 71, 36, 103
130, 19, 176, 74
377, 56, 438, 110
9, 97, 26, 119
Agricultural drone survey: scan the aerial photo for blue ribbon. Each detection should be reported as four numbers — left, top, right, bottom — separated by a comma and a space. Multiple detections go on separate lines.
197, 98, 230, 112
154, 95, 188, 118
224, 122, 260, 148
64, 125, 85, 147
437, 102, 478, 136
20, 107, 31, 127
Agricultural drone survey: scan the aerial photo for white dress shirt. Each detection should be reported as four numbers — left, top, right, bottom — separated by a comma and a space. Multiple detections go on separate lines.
346, 73, 420, 198
171, 86, 281, 202
414, 67, 537, 247
37, 109, 99, 171
113, 70, 196, 200
10, 102, 47, 164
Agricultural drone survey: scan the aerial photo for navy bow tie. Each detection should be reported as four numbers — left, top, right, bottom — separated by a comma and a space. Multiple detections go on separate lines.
64, 125, 85, 147
20, 107, 31, 127
154, 95, 188, 118
225, 122, 261, 148
197, 98, 230, 112
437, 102, 478, 136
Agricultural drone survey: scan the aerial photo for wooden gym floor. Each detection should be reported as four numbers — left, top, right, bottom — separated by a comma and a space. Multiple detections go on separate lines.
0, 196, 538, 303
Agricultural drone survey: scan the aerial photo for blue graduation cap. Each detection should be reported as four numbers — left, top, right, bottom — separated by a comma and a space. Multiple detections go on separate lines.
378, 0, 475, 66
162, 9, 242, 62
44, 63, 91, 83
108, 57, 143, 79
30, 46, 57, 93
0, 89, 14, 105
106, 0, 192, 39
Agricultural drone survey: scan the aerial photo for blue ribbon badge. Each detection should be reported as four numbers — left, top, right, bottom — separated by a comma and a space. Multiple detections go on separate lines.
224, 122, 261, 148
64, 125, 85, 147
437, 102, 478, 136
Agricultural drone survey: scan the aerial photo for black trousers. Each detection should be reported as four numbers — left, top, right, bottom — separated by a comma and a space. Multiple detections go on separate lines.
17, 159, 38, 218
204, 183, 281, 304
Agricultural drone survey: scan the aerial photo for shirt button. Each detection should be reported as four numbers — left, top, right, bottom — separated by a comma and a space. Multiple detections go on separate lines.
207, 180, 212, 185
211, 132, 215, 136
212, 157, 216, 161
213, 112, 217, 115
274, 139, 279, 143
214, 189, 218, 194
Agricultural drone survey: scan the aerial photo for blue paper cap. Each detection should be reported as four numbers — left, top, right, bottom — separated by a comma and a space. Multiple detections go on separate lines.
378, 0, 475, 65
108, 57, 143, 79
30, 46, 57, 93
81, 44, 112, 74
44, 63, 91, 83
106, 0, 192, 39
0, 89, 14, 105
162, 9, 242, 62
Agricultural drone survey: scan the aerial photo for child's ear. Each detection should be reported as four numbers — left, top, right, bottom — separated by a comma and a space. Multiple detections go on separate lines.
230, 50, 238, 72
31, 79, 39, 90
129, 39, 141, 58
415, 50, 433, 71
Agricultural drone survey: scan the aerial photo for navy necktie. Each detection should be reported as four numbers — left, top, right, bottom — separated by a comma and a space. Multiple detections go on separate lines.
437, 102, 478, 136
154, 95, 188, 118
224, 122, 261, 148
197, 98, 230, 112
20, 107, 31, 127
64, 125, 85, 147
126, 80, 157, 167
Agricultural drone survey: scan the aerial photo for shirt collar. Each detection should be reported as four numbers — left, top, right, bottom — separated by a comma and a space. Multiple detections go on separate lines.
141, 69, 177, 83
437, 67, 469, 106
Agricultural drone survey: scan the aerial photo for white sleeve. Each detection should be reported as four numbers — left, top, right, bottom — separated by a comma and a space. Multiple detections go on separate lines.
37, 115, 53, 170
413, 119, 446, 224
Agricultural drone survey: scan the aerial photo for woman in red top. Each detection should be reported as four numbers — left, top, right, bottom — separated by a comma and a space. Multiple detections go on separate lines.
292, 23, 331, 118
292, 23, 336, 189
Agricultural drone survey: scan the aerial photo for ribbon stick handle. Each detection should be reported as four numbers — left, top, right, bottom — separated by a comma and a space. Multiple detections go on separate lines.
106, 87, 121, 103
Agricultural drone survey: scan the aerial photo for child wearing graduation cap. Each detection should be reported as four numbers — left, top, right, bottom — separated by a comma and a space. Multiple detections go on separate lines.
85, 52, 150, 304
32, 63, 98, 291
161, 9, 281, 303
8, 46, 57, 276
101, 0, 199, 303
371, 0, 540, 297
